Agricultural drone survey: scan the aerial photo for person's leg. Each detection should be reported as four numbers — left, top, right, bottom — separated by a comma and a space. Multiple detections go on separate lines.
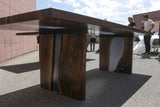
148, 36, 151, 53
90, 38, 92, 52
86, 38, 90, 52
93, 38, 96, 51
144, 35, 147, 53
146, 35, 151, 53
93, 43, 95, 51
90, 43, 92, 52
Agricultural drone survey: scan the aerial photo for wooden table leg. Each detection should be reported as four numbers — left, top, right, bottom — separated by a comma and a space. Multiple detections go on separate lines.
39, 33, 86, 100
99, 32, 133, 73
39, 34, 54, 91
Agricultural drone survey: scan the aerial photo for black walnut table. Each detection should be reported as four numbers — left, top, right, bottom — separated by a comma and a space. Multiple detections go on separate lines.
0, 8, 152, 100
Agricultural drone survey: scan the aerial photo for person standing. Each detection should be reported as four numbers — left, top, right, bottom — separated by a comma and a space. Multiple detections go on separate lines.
128, 17, 136, 28
128, 17, 140, 42
142, 14, 155, 55
96, 18, 107, 53
90, 37, 96, 52
88, 25, 96, 52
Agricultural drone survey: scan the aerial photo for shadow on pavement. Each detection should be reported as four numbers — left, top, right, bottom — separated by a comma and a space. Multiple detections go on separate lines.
0, 59, 96, 73
140, 52, 159, 59
0, 69, 151, 107
141, 54, 151, 59
155, 57, 160, 63
0, 62, 40, 73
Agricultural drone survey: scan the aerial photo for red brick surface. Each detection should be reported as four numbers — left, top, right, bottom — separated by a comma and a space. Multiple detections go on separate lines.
133, 10, 160, 30
0, 0, 37, 63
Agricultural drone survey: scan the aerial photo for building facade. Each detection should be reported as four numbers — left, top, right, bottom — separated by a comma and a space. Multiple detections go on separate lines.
0, 0, 37, 63
133, 10, 160, 32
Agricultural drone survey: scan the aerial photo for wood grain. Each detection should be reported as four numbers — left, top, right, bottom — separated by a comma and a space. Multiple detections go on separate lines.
0, 8, 153, 35
39, 33, 86, 100
39, 34, 54, 90
99, 32, 133, 74
57, 34, 86, 100
0, 7, 151, 100
115, 33, 133, 73
99, 36, 114, 71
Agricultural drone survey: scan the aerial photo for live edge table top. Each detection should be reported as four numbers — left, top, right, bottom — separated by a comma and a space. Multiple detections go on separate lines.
0, 8, 152, 36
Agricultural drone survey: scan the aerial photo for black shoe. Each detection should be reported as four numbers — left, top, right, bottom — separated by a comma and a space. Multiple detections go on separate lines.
95, 50, 99, 54
145, 52, 151, 55
96, 50, 99, 53
147, 52, 150, 55
142, 52, 147, 55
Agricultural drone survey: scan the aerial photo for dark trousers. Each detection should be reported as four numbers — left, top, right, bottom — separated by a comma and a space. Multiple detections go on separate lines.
144, 35, 151, 53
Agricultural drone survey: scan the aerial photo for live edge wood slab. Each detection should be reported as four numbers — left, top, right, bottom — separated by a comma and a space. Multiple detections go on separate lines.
0, 8, 152, 100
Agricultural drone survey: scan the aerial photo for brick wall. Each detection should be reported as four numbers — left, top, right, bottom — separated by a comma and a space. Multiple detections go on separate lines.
0, 0, 37, 63
133, 10, 160, 32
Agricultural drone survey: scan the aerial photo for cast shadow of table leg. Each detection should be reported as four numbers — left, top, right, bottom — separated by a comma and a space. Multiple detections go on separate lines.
0, 62, 40, 73
0, 69, 151, 107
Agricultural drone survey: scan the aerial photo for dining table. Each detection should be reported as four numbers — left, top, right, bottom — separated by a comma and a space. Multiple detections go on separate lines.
0, 8, 152, 100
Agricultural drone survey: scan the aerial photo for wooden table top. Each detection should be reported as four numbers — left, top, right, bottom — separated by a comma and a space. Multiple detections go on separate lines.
0, 8, 152, 35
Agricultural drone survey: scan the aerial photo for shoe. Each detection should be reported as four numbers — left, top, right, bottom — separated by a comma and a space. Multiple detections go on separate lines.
95, 50, 99, 54
96, 50, 99, 53
146, 52, 150, 55
142, 52, 147, 55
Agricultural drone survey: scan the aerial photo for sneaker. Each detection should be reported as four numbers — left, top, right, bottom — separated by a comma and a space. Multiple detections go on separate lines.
142, 52, 147, 55
146, 52, 150, 55
95, 50, 99, 54
96, 49, 99, 53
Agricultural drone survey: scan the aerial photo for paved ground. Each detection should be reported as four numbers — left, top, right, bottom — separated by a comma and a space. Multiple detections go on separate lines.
0, 45, 160, 107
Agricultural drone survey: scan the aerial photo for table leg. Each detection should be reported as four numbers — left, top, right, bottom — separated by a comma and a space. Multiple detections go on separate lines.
39, 34, 54, 91
39, 33, 86, 100
99, 33, 133, 73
